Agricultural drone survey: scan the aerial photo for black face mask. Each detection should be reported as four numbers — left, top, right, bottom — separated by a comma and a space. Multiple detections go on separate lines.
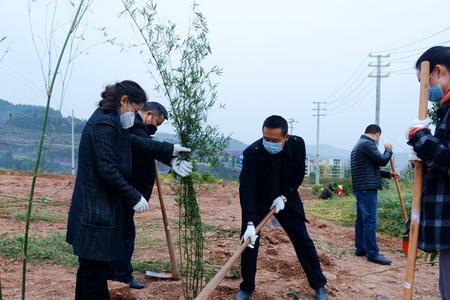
147, 125, 158, 135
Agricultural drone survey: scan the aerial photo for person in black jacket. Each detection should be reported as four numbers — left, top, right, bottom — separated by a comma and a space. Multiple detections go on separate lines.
350, 124, 396, 265
236, 115, 328, 300
66, 81, 192, 300
110, 101, 174, 289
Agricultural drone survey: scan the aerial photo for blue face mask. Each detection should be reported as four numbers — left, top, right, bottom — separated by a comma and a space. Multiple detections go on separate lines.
428, 84, 444, 103
263, 139, 283, 155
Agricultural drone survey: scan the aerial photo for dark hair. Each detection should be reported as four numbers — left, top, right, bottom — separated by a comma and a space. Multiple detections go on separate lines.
416, 46, 450, 72
99, 80, 148, 113
142, 101, 169, 120
262, 115, 288, 136
365, 124, 381, 134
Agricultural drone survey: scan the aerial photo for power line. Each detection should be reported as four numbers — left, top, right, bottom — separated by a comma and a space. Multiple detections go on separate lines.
320, 56, 369, 104
327, 82, 376, 116
371, 26, 450, 54
327, 77, 370, 111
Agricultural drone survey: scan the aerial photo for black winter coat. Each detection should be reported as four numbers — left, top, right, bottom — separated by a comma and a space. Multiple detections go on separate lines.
129, 114, 173, 200
66, 108, 174, 261
239, 136, 307, 225
350, 135, 392, 192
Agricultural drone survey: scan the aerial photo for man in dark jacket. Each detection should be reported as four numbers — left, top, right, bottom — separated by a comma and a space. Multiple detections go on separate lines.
236, 115, 328, 300
110, 102, 175, 288
350, 124, 396, 265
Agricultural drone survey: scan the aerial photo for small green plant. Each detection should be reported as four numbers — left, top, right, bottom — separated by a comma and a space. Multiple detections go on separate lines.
311, 184, 322, 196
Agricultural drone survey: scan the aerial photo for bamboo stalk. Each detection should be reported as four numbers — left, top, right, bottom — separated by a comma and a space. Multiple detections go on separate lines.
21, 2, 88, 300
403, 60, 430, 300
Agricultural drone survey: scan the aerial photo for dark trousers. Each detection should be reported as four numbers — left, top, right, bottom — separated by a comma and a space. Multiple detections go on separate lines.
440, 248, 450, 300
240, 210, 327, 293
354, 190, 379, 259
110, 205, 136, 282
76, 257, 110, 300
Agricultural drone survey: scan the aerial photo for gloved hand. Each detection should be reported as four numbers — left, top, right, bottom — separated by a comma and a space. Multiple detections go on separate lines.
407, 118, 431, 140
242, 224, 258, 249
171, 157, 193, 177
409, 146, 421, 162
270, 195, 286, 213
173, 144, 191, 156
133, 196, 149, 213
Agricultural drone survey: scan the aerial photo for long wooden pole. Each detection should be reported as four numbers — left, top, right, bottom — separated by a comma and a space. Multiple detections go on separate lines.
403, 60, 429, 300
155, 163, 181, 279
195, 205, 282, 300
390, 158, 408, 222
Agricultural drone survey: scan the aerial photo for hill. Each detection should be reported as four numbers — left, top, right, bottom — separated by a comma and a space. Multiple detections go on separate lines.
0, 99, 410, 175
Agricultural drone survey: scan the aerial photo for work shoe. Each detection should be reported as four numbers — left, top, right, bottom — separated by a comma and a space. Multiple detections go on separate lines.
354, 250, 367, 257
315, 286, 328, 300
367, 254, 392, 265
235, 290, 252, 300
127, 278, 145, 289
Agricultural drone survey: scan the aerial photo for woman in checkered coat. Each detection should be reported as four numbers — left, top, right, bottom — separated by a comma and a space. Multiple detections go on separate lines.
408, 46, 450, 299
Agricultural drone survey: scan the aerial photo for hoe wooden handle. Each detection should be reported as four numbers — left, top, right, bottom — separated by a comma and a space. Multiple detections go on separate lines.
195, 204, 283, 300
403, 60, 429, 300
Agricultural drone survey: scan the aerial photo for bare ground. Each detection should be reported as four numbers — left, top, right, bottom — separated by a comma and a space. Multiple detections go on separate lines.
0, 171, 440, 299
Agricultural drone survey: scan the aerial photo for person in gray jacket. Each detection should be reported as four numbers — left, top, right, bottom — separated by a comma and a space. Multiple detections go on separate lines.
350, 124, 397, 265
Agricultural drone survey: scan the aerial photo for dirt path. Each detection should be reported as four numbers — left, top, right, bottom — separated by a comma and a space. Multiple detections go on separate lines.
0, 172, 440, 299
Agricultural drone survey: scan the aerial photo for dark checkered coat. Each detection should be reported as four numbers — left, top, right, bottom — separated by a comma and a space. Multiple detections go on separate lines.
408, 102, 450, 253
66, 108, 174, 261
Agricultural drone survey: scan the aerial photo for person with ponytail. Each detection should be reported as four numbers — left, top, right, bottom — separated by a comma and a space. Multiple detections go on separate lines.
407, 46, 450, 299
66, 80, 192, 300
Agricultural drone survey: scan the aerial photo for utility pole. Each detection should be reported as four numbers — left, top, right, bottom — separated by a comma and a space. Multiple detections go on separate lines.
288, 118, 298, 135
313, 102, 326, 185
368, 53, 390, 126
71, 109, 75, 176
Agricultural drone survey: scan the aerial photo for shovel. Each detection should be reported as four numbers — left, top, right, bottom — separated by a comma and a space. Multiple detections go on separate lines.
194, 198, 287, 300
145, 163, 181, 280
389, 158, 409, 256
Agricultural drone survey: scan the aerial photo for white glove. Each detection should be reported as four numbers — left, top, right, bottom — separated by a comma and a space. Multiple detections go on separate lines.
408, 146, 421, 162
242, 224, 258, 249
270, 195, 286, 213
406, 118, 431, 139
173, 144, 191, 156
171, 157, 193, 177
133, 196, 149, 213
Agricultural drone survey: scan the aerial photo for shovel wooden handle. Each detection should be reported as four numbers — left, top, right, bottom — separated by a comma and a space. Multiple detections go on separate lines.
403, 60, 429, 300
155, 163, 180, 280
390, 158, 408, 222
195, 206, 280, 300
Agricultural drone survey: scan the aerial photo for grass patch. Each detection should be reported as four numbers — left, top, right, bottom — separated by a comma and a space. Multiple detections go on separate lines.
135, 235, 166, 249
0, 197, 67, 223
15, 210, 65, 223
202, 223, 240, 240
305, 185, 412, 238
0, 232, 77, 266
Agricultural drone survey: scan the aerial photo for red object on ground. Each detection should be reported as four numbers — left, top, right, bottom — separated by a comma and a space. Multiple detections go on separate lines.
337, 185, 344, 197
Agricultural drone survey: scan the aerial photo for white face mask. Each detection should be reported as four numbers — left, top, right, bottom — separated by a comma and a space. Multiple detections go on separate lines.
120, 103, 135, 129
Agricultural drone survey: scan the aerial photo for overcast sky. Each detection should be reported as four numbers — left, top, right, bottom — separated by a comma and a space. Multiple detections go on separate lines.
1, 0, 450, 152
